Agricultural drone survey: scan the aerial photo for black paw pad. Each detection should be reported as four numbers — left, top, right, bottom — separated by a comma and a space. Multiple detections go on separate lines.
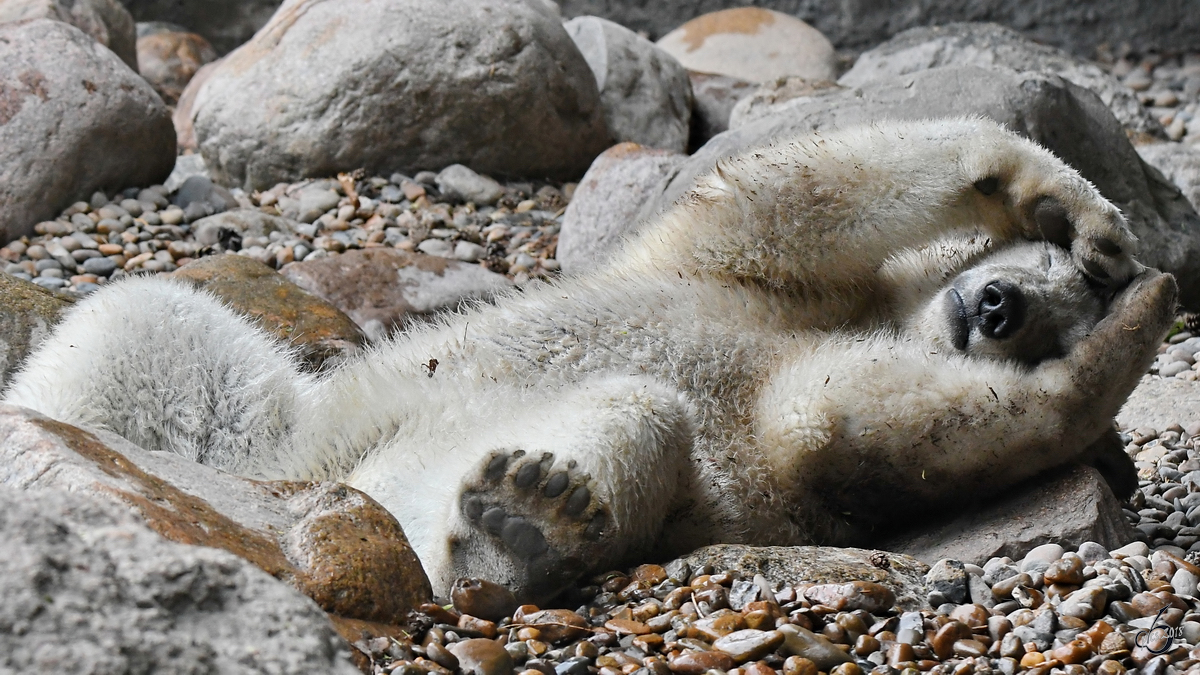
501, 517, 549, 559
484, 454, 510, 481
564, 485, 590, 517
544, 471, 569, 498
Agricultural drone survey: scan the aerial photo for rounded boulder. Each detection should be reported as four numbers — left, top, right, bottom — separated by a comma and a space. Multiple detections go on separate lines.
189, 0, 611, 190
0, 19, 175, 244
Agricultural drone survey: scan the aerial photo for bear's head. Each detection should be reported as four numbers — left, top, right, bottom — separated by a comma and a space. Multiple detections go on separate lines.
911, 241, 1107, 364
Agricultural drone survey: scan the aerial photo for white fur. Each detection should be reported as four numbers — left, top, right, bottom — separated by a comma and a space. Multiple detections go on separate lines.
3, 118, 1175, 601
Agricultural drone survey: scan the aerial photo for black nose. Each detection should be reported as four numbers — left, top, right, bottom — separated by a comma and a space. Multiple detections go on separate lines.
978, 280, 1025, 339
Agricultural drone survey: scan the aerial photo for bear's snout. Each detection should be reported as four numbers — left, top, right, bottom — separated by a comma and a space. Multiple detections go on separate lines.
978, 280, 1026, 340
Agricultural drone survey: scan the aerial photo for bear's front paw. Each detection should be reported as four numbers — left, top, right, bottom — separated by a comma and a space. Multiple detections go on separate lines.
1028, 194, 1141, 289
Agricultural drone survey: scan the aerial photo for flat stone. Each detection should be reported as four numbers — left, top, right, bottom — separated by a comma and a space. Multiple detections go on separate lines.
281, 248, 511, 341
664, 545, 930, 611
881, 464, 1137, 566
0, 273, 72, 389
558, 142, 687, 275
0, 483, 360, 674
656, 8, 835, 83
0, 19, 174, 243
189, 0, 609, 190
0, 0, 137, 70
172, 253, 366, 371
566, 15, 692, 152
0, 403, 432, 626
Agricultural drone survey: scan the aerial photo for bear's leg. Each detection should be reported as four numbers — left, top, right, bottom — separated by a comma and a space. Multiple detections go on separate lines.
3, 276, 310, 477
757, 269, 1175, 525
352, 374, 694, 603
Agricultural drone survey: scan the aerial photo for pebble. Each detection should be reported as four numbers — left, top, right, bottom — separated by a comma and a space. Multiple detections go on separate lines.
1, 171, 573, 295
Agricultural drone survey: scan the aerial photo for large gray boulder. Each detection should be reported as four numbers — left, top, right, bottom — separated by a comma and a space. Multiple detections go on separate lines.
558, 0, 1200, 57
565, 15, 692, 153
189, 0, 610, 191
0, 484, 359, 674
648, 66, 1200, 310
838, 23, 1164, 140
0, 0, 138, 70
0, 19, 175, 245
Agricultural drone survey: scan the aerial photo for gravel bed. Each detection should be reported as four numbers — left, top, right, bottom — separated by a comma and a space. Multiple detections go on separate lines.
0, 168, 573, 295
1097, 49, 1200, 142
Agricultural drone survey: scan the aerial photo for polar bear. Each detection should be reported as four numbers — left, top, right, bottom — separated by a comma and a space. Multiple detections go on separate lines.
3, 118, 1177, 602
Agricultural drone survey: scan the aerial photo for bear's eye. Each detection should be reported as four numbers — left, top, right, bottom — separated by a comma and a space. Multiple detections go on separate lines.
973, 177, 1000, 195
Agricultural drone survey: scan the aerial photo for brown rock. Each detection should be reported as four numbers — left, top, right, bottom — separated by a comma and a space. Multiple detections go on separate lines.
281, 248, 511, 340
782, 656, 818, 675
136, 29, 218, 104
606, 618, 652, 635
632, 563, 668, 585
949, 604, 990, 628
668, 650, 735, 674
0, 273, 72, 388
1052, 638, 1093, 664
777, 624, 853, 671
451, 577, 518, 622
1044, 556, 1086, 585
172, 253, 365, 370
514, 608, 590, 644
0, 403, 432, 626
1059, 586, 1107, 621
655, 8, 836, 83
447, 638, 513, 675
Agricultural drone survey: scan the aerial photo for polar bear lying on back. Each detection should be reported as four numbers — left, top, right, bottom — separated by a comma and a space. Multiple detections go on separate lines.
4, 118, 1177, 602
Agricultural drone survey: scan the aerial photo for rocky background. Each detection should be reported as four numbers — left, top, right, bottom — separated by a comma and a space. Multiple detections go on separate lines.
5, 0, 1200, 673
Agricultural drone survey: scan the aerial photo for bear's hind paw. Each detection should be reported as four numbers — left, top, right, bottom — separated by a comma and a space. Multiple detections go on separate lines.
456, 449, 610, 595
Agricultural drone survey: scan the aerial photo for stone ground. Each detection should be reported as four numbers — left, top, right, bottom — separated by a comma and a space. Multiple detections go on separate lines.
6, 37, 1200, 675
